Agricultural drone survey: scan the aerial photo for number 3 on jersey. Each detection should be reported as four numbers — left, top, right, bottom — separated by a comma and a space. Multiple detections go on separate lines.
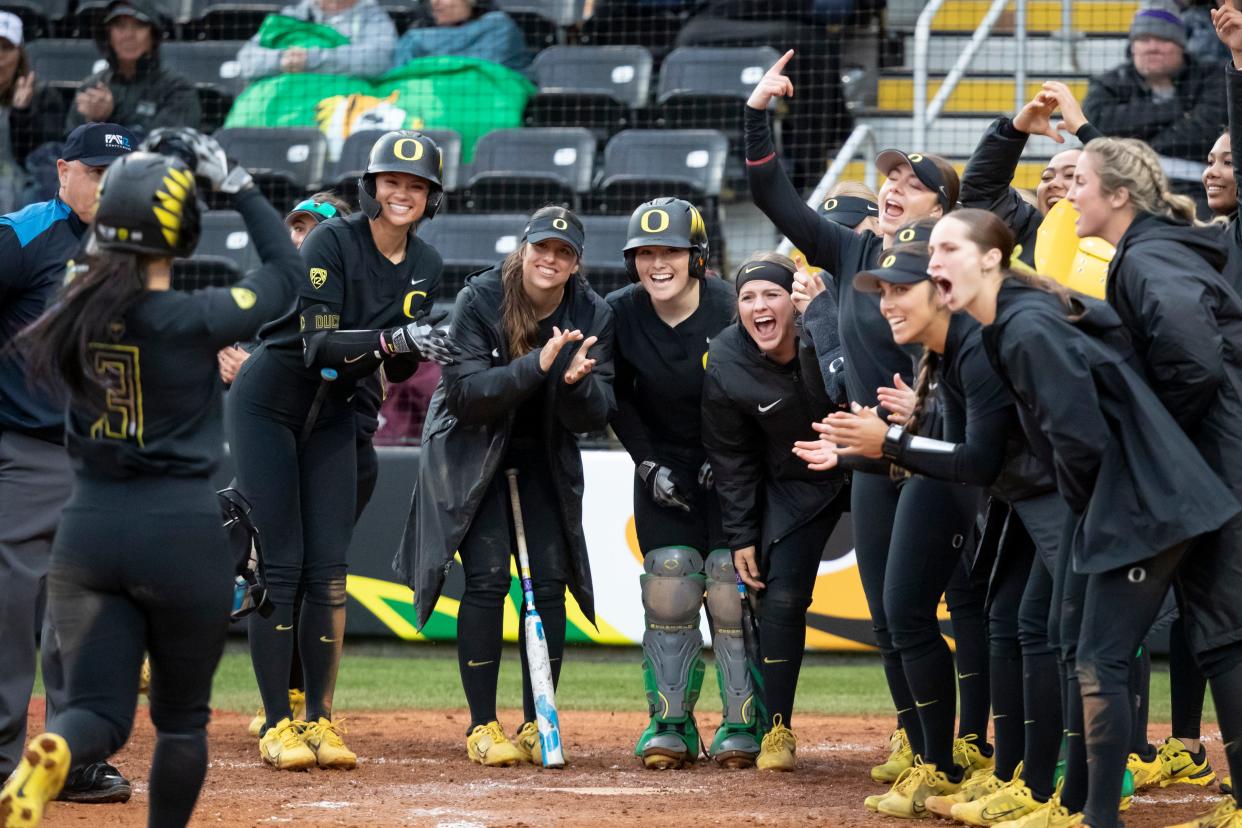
88, 343, 145, 445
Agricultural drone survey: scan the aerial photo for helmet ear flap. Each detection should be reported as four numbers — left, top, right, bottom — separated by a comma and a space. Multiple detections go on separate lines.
689, 244, 706, 279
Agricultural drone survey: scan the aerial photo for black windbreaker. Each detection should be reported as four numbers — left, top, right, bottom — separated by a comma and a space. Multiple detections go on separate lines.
701, 324, 845, 553
745, 105, 917, 410
1220, 63, 1242, 293
959, 117, 1105, 268
394, 265, 615, 628
981, 281, 1238, 573
1105, 212, 1242, 499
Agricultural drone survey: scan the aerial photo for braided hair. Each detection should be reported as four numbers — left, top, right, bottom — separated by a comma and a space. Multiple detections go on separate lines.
1084, 137, 1200, 225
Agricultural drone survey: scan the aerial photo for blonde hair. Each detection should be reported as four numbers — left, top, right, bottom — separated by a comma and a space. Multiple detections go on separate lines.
827, 180, 878, 203
1084, 137, 1200, 224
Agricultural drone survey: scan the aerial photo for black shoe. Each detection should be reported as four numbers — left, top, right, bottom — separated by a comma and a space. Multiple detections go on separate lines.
55, 762, 132, 804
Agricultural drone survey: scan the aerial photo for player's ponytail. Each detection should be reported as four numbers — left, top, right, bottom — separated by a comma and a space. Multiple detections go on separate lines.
19, 251, 148, 404
500, 245, 541, 358
1085, 137, 1200, 225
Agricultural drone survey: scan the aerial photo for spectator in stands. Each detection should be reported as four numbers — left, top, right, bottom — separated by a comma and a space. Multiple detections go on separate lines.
0, 13, 65, 213
1083, 0, 1226, 167
65, 0, 201, 139
237, 0, 397, 80
1185, 0, 1232, 66
395, 0, 529, 72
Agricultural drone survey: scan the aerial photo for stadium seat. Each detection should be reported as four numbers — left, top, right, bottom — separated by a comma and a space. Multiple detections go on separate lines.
184, 0, 282, 40
655, 46, 780, 141
0, 0, 68, 38
160, 41, 248, 132
214, 127, 327, 212
27, 39, 106, 89
332, 128, 463, 193
595, 129, 728, 210
197, 209, 259, 274
524, 46, 652, 138
380, 0, 421, 33
172, 256, 241, 291
580, 214, 629, 295
577, 1, 687, 57
491, 0, 581, 50
417, 212, 528, 297
461, 126, 595, 213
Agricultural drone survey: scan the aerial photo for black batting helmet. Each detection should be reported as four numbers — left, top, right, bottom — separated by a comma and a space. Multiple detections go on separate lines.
92, 152, 201, 258
622, 197, 709, 281
358, 130, 444, 221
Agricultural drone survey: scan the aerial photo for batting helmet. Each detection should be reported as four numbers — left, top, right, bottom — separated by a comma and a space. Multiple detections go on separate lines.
358, 130, 444, 221
92, 151, 201, 259
622, 197, 709, 282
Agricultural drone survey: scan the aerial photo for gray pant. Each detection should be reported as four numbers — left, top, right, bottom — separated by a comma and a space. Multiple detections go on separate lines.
0, 430, 71, 777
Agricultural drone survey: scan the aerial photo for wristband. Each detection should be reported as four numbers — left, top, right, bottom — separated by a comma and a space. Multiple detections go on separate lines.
881, 424, 906, 461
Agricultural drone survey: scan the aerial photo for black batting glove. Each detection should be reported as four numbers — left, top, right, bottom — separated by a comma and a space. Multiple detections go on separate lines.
697, 460, 714, 491
637, 460, 691, 512
380, 310, 461, 366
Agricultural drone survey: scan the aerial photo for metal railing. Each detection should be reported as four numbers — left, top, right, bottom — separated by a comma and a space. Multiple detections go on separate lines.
776, 123, 876, 255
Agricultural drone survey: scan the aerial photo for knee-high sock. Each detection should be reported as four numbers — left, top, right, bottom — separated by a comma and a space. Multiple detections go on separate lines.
1129, 647, 1153, 757
456, 599, 504, 731
148, 731, 207, 828
990, 641, 1025, 781
250, 603, 297, 731
1207, 661, 1242, 807
1082, 675, 1132, 828
519, 600, 566, 725
954, 609, 992, 744
1170, 617, 1206, 741
1022, 650, 1062, 801
299, 601, 345, 722
288, 593, 305, 693
903, 642, 961, 776
759, 616, 808, 727
1059, 667, 1089, 814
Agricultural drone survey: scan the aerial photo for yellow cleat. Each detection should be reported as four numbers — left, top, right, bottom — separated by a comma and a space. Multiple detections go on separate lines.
248, 689, 308, 738
138, 658, 150, 697
466, 721, 523, 768
0, 734, 70, 828
873, 727, 915, 783
514, 721, 569, 767
1127, 749, 1163, 790
952, 770, 1042, 826
927, 766, 1004, 818
991, 794, 1082, 827
259, 718, 316, 771
1166, 796, 1242, 828
955, 733, 996, 779
756, 717, 796, 772
877, 758, 963, 819
302, 718, 356, 770
867, 764, 920, 813
1159, 737, 1218, 788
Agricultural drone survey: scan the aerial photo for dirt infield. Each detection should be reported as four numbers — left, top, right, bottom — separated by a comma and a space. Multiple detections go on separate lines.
29, 702, 1230, 827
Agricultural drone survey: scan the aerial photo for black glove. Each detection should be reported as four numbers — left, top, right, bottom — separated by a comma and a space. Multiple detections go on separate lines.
180, 128, 253, 194
380, 309, 461, 366
637, 460, 691, 512
697, 460, 713, 491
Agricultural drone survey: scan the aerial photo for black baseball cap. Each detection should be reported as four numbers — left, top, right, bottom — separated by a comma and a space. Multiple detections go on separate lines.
818, 195, 879, 227
104, 1, 156, 25
61, 122, 135, 167
523, 206, 584, 258
854, 250, 931, 293
876, 149, 952, 213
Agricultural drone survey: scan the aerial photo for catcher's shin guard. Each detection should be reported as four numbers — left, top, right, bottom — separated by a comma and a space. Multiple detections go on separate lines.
705, 548, 764, 766
636, 546, 706, 767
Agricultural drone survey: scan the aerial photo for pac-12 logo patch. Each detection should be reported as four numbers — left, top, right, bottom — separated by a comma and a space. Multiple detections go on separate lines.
231, 287, 257, 309
309, 268, 327, 289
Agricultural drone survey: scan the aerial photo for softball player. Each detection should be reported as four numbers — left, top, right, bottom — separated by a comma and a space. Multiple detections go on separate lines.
605, 198, 762, 769
227, 129, 456, 771
0, 137, 301, 827
395, 206, 615, 767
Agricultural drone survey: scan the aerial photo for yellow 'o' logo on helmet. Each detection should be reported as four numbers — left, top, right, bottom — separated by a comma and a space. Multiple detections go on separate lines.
882, 254, 897, 268
553, 218, 568, 230
908, 153, 924, 163
898, 228, 916, 242
641, 209, 670, 233
823, 198, 838, 211
393, 138, 424, 161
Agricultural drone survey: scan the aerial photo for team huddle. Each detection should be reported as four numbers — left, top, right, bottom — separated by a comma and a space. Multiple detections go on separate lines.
5, 10, 1242, 828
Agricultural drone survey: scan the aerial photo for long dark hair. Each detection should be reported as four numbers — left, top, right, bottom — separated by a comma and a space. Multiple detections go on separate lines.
0, 45, 29, 107
19, 250, 149, 404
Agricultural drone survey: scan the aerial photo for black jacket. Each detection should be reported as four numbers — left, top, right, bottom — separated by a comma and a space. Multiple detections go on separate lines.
1221, 63, 1242, 293
67, 50, 200, 138
982, 281, 1238, 573
1083, 53, 1227, 162
959, 117, 1106, 267
701, 324, 844, 553
395, 266, 615, 628
1106, 213, 1242, 498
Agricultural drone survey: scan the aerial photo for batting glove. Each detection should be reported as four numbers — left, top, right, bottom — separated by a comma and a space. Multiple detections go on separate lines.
637, 461, 691, 512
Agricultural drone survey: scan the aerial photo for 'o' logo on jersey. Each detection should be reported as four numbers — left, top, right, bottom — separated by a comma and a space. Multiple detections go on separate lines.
393, 138, 424, 162
898, 228, 916, 242
641, 209, 670, 233
553, 218, 568, 230
881, 254, 896, 268
309, 268, 327, 289
823, 198, 838, 211
908, 153, 924, 163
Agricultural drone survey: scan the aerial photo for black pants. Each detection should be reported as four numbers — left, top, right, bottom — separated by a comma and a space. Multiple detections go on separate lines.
48, 476, 231, 828
756, 496, 847, 726
456, 444, 572, 731
228, 347, 357, 728
944, 530, 991, 748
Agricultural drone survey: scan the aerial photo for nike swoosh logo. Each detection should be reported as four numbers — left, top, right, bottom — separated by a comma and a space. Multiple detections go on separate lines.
743, 265, 763, 273
982, 806, 1023, 820
275, 624, 293, 631
344, 354, 366, 363
763, 657, 788, 664
758, 399, 781, 413
957, 672, 980, 679
491, 348, 499, 358
467, 660, 494, 667
410, 278, 425, 286
319, 636, 337, 643
915, 700, 938, 708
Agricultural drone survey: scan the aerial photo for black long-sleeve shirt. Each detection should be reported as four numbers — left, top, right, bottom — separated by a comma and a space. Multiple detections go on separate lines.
1222, 62, 1242, 293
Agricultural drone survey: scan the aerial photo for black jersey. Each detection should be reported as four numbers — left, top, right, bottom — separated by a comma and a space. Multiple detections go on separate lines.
262, 211, 442, 382
606, 276, 735, 471
66, 188, 301, 478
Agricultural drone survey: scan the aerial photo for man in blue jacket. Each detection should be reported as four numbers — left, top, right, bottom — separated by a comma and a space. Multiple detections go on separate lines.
0, 122, 135, 803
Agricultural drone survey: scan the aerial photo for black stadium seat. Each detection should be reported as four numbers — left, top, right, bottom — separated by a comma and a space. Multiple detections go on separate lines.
461, 126, 595, 213
197, 209, 259, 273
580, 214, 629, 295
1, 0, 67, 38
524, 46, 652, 138
490, 0, 581, 51
214, 127, 327, 212
27, 39, 104, 89
416, 212, 528, 298
185, 0, 282, 40
159, 41, 248, 132
595, 129, 728, 209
